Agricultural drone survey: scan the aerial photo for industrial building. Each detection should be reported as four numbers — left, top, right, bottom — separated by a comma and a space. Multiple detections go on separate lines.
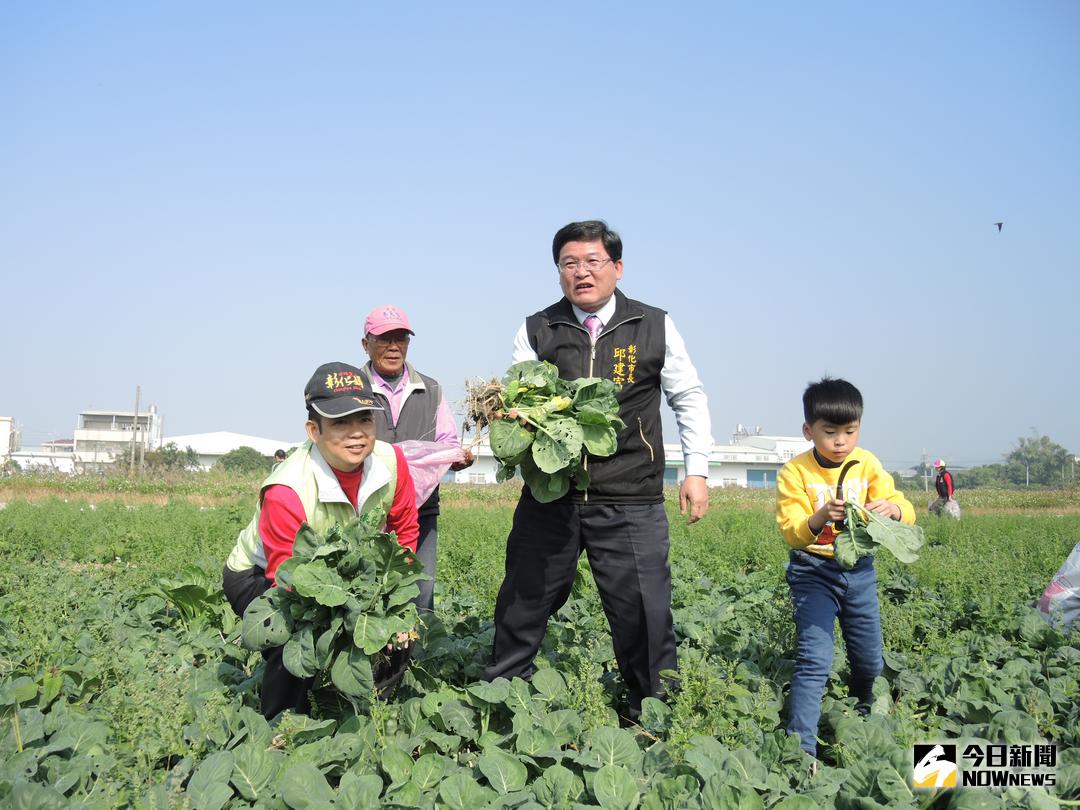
451, 427, 811, 489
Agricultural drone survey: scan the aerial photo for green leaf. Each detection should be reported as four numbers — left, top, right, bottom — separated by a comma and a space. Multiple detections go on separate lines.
230, 743, 280, 802
531, 668, 567, 702
833, 504, 874, 570
700, 779, 763, 810
532, 763, 584, 806
520, 455, 571, 503
385, 780, 423, 807
582, 422, 619, 457
490, 418, 535, 461
411, 753, 447, 790
38, 719, 108, 756
862, 506, 924, 563
438, 772, 496, 810
772, 798, 820, 810
330, 645, 374, 698
478, 748, 528, 794
587, 726, 643, 771
593, 764, 640, 809
6, 782, 69, 810
532, 418, 584, 474
385, 582, 421, 609
504, 360, 560, 394
835, 502, 924, 569
640, 775, 701, 809
314, 616, 344, 669
241, 591, 290, 651
988, 708, 1041, 743
639, 697, 671, 734
515, 726, 559, 758
438, 699, 477, 738
353, 611, 394, 655
337, 772, 384, 806
382, 745, 414, 785
875, 766, 914, 805
466, 677, 511, 704
290, 561, 350, 607
278, 761, 336, 809
186, 750, 235, 810
282, 624, 319, 678
290, 522, 324, 559
543, 709, 583, 746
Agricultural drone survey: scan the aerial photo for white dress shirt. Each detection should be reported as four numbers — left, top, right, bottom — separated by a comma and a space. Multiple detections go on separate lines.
511, 296, 714, 477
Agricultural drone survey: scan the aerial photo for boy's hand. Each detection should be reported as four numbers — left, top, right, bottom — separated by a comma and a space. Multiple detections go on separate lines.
386, 630, 416, 651
865, 499, 901, 520
809, 498, 846, 533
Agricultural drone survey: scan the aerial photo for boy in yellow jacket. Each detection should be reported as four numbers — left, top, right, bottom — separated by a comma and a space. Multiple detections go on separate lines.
776, 377, 914, 761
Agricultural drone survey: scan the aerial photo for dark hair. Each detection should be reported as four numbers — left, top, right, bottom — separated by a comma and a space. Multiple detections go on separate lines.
274, 449, 287, 460
552, 220, 622, 265
802, 377, 863, 425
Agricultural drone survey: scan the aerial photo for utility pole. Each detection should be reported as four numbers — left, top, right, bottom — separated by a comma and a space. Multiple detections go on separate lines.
129, 385, 140, 475
921, 448, 929, 493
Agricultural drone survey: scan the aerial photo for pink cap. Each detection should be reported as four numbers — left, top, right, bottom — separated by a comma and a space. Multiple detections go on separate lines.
364, 304, 414, 337
933, 459, 945, 468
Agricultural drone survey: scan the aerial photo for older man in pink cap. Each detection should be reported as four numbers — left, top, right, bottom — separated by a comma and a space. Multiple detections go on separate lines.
359, 305, 473, 615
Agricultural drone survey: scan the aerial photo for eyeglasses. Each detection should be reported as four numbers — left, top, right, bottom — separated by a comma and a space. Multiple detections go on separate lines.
371, 334, 411, 347
557, 257, 613, 274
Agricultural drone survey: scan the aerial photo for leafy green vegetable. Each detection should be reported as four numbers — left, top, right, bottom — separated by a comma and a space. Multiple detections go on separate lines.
834, 501, 924, 570
485, 360, 625, 502
240, 513, 425, 706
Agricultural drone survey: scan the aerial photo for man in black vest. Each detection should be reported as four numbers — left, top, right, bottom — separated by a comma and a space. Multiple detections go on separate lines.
483, 220, 714, 721
360, 305, 473, 615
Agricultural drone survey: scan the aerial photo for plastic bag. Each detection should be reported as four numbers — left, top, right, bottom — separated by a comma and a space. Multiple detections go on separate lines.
395, 440, 467, 507
1038, 541, 1080, 630
928, 497, 961, 519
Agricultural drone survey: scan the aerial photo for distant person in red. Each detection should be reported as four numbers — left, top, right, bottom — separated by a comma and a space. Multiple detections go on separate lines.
929, 459, 960, 518
934, 460, 953, 500
223, 362, 419, 719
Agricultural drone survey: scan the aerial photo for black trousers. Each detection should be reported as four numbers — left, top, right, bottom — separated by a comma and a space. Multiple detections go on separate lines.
223, 565, 411, 720
223, 565, 309, 719
483, 497, 676, 718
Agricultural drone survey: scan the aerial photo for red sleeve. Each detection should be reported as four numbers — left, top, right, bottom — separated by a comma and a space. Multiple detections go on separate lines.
945, 471, 954, 498
387, 445, 419, 553
259, 484, 307, 582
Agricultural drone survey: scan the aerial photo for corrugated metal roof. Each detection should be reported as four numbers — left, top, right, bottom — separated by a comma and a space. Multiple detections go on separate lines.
163, 431, 300, 457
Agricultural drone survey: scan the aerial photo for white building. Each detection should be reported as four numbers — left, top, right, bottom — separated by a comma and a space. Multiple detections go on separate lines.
451, 427, 812, 489
11, 439, 76, 474
163, 431, 299, 471
73, 406, 164, 471
0, 416, 18, 460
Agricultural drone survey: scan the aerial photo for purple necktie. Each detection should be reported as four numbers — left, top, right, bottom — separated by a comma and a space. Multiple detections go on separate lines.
584, 314, 602, 342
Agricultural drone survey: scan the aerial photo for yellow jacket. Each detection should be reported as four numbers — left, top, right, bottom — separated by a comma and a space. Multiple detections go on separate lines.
776, 446, 915, 558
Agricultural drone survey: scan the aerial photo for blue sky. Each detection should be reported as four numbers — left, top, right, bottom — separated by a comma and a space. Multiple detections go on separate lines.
3, 2, 1078, 471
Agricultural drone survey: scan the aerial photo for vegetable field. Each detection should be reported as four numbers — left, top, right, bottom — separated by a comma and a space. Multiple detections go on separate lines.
1, 486, 1078, 808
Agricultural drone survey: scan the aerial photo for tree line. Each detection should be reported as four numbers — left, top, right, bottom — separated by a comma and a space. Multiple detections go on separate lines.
902, 434, 1077, 488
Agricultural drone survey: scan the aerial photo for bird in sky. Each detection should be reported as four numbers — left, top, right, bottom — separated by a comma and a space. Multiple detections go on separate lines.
994, 222, 1004, 231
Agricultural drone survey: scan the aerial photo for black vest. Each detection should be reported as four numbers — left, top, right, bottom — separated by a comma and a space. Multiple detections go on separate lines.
525, 288, 667, 503
361, 363, 444, 517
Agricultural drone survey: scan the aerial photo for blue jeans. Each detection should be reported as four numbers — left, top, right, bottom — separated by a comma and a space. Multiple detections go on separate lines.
785, 549, 883, 757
